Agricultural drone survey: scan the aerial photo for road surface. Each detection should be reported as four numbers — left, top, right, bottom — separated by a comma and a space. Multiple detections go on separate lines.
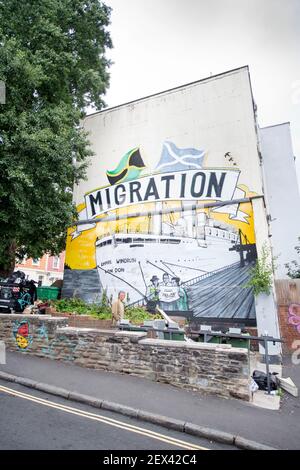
0, 380, 234, 450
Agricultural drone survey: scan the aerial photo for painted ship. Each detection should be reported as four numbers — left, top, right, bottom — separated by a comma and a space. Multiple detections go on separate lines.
95, 205, 241, 306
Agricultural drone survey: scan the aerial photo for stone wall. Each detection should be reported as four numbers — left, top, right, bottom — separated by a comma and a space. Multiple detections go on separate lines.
0, 314, 68, 357
0, 314, 250, 400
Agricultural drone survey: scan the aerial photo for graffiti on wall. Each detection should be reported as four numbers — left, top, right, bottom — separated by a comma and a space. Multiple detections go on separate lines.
13, 320, 32, 350
36, 323, 51, 355
288, 303, 300, 333
65, 140, 258, 323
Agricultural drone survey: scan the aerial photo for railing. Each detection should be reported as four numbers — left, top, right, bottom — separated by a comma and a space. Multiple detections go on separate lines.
118, 325, 185, 341
95, 226, 238, 243
96, 231, 197, 243
181, 261, 241, 288
189, 329, 284, 394
125, 298, 147, 309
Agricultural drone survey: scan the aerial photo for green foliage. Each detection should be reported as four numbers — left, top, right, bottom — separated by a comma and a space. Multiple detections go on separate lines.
0, 1, 112, 275
285, 237, 300, 279
277, 387, 283, 398
124, 307, 162, 324
100, 288, 110, 308
53, 297, 111, 318
246, 244, 274, 296
52, 298, 163, 324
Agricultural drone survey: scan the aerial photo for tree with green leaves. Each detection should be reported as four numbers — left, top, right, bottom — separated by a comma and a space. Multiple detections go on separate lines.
0, 0, 112, 277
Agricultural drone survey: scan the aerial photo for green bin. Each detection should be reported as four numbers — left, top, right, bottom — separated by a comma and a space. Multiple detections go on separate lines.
198, 334, 221, 344
163, 331, 185, 341
226, 333, 250, 350
37, 286, 60, 301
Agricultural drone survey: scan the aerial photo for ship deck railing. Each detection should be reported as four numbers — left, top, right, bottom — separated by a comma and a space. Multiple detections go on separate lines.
95, 228, 238, 243
96, 231, 196, 242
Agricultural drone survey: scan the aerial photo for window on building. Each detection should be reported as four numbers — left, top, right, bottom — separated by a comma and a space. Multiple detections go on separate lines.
38, 275, 44, 287
32, 258, 40, 266
53, 256, 60, 269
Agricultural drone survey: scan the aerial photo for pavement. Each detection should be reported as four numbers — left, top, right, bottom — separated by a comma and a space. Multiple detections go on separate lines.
1, 351, 300, 449
250, 355, 282, 410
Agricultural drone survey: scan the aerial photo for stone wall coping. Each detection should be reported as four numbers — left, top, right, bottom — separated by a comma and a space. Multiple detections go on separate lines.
56, 326, 115, 335
56, 327, 149, 339
53, 327, 248, 355
0, 313, 49, 319
139, 338, 248, 355
114, 330, 148, 339
53, 313, 103, 318
139, 338, 227, 350
0, 314, 67, 322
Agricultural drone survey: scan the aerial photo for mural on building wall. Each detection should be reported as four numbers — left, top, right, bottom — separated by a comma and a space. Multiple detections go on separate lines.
13, 320, 32, 350
288, 304, 300, 334
65, 140, 258, 323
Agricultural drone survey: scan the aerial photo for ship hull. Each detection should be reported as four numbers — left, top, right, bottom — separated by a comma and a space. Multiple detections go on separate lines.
96, 233, 241, 307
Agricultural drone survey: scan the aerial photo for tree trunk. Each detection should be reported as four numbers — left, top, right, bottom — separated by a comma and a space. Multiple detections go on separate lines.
0, 241, 16, 278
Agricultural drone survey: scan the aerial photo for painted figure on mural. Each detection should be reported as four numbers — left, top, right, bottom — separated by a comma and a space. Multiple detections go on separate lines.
160, 273, 172, 287
111, 291, 126, 326
146, 273, 188, 312
146, 275, 160, 300
172, 277, 189, 311
146, 275, 160, 311
158, 273, 180, 311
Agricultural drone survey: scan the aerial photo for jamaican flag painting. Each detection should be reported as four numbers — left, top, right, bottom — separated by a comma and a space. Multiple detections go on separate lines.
106, 147, 145, 185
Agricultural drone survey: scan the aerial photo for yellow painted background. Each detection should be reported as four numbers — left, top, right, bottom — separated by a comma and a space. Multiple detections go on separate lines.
65, 184, 257, 270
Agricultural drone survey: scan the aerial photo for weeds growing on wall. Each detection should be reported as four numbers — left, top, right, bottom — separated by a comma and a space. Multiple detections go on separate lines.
246, 244, 275, 296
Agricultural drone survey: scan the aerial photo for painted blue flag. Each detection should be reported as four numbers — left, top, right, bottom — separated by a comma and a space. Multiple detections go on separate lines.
155, 141, 205, 173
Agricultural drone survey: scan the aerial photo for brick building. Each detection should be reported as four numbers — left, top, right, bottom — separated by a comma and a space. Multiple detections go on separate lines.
15, 252, 65, 286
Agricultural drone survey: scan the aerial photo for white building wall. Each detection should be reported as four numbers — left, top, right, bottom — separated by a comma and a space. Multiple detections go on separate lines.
260, 123, 300, 278
78, 67, 265, 203
66, 66, 282, 357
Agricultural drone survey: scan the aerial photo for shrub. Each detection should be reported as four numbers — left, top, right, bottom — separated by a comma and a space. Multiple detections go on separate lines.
246, 244, 274, 296
51, 298, 163, 324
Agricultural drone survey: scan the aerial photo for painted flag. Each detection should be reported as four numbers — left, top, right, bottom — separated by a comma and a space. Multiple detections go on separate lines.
155, 141, 205, 173
106, 148, 145, 185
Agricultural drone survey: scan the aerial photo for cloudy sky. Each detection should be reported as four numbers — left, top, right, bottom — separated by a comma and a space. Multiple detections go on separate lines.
102, 0, 300, 182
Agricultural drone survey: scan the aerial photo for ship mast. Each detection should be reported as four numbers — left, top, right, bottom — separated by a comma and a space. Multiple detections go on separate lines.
152, 201, 162, 235
197, 209, 207, 240
182, 201, 195, 238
